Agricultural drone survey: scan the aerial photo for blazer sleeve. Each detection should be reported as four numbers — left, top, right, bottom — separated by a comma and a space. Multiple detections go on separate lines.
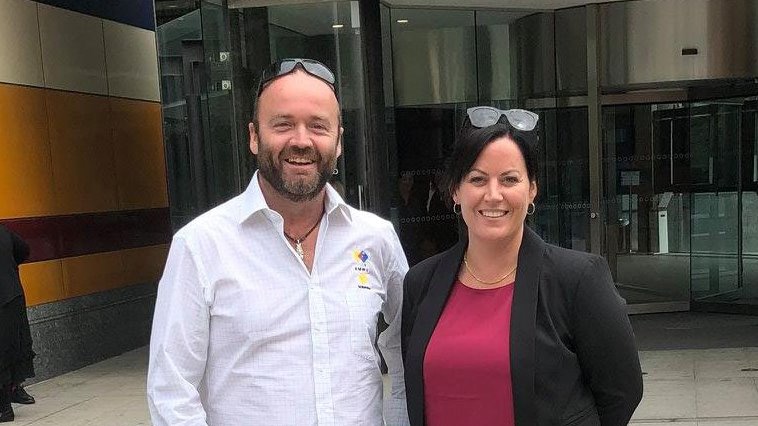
401, 270, 417, 363
10, 229, 30, 265
400, 258, 434, 363
571, 255, 643, 426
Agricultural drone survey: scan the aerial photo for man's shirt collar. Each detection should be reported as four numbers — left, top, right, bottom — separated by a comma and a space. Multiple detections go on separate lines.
236, 170, 352, 224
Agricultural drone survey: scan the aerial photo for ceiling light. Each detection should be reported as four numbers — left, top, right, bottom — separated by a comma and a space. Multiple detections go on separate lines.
332, 24, 344, 29
397, 19, 408, 24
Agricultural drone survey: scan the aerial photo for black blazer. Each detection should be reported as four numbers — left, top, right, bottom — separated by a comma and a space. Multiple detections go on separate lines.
402, 227, 643, 426
0, 224, 30, 306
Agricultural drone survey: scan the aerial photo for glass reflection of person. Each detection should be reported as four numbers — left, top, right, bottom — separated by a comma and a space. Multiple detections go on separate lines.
401, 107, 642, 426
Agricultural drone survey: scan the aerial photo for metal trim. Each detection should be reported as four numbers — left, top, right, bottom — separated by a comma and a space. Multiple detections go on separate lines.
586, 4, 602, 254
524, 96, 588, 109
600, 89, 689, 106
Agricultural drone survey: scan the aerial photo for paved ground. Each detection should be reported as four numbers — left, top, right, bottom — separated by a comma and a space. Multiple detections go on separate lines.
9, 312, 758, 425
8, 345, 758, 425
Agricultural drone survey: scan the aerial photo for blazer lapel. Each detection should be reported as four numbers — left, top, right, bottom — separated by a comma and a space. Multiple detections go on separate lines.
406, 238, 467, 425
510, 226, 545, 425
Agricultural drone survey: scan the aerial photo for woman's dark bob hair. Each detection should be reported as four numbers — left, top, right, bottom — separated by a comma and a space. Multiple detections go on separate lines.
440, 118, 539, 205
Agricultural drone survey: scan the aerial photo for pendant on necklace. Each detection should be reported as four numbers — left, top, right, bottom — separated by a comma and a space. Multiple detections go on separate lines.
295, 240, 305, 259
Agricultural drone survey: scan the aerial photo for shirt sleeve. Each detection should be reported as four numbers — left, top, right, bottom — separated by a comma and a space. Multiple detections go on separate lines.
147, 235, 211, 426
377, 225, 411, 426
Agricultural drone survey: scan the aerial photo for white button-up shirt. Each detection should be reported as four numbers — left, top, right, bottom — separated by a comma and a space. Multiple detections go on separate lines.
147, 173, 410, 426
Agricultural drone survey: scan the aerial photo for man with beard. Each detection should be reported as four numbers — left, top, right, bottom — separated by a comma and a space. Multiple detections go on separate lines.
147, 59, 410, 426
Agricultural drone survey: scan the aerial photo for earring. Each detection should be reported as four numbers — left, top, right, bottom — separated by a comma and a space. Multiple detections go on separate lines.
453, 203, 462, 215
527, 202, 536, 215
333, 168, 339, 175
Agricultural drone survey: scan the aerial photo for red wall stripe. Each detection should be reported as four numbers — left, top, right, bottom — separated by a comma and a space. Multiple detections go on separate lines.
1, 208, 171, 262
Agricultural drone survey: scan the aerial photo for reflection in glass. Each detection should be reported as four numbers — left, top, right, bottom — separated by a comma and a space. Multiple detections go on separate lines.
690, 103, 741, 303
601, 104, 691, 307
534, 108, 591, 252
263, 1, 368, 208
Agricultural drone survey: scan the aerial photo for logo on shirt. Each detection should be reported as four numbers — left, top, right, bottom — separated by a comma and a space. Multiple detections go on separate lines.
352, 249, 371, 289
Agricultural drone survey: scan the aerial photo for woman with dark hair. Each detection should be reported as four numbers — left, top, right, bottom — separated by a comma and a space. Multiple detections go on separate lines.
401, 107, 642, 426
0, 225, 36, 422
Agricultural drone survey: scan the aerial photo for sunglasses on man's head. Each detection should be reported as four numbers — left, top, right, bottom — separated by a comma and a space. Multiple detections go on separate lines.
466, 106, 539, 131
256, 58, 336, 97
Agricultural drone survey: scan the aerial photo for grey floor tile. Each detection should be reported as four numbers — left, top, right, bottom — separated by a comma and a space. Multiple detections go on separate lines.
632, 379, 697, 420
696, 378, 758, 418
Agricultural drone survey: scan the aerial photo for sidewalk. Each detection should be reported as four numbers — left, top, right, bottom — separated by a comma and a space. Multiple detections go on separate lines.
10, 345, 758, 425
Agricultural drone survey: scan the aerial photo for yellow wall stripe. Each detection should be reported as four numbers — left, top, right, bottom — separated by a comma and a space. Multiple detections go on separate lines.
19, 244, 169, 306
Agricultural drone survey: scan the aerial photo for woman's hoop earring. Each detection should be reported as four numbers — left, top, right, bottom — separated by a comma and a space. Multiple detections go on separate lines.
527, 202, 536, 215
453, 203, 462, 215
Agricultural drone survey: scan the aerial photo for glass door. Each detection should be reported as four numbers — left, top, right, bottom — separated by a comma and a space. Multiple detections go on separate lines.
689, 101, 741, 304
742, 98, 758, 308
601, 103, 692, 312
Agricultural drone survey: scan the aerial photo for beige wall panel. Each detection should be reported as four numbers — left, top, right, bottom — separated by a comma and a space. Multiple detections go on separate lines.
38, 4, 107, 95
19, 260, 65, 306
110, 98, 169, 210
0, 0, 44, 87
103, 21, 160, 101
0, 84, 56, 218
46, 90, 119, 214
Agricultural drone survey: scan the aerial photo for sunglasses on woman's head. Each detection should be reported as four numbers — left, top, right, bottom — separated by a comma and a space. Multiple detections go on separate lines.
466, 106, 539, 131
256, 58, 336, 97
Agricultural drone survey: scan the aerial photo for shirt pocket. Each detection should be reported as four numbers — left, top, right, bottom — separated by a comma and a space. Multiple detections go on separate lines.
345, 287, 383, 362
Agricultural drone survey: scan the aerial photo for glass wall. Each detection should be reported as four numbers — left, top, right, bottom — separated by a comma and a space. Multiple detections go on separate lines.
156, 1, 238, 229
155, 0, 758, 313
691, 97, 758, 310
690, 102, 741, 303
257, 1, 370, 208
385, 8, 476, 265
602, 103, 691, 307
743, 99, 758, 307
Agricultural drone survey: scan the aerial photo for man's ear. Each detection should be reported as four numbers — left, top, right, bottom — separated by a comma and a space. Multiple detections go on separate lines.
336, 126, 344, 158
249, 122, 259, 155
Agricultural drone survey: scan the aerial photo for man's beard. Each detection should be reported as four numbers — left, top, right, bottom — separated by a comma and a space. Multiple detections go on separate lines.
257, 138, 338, 203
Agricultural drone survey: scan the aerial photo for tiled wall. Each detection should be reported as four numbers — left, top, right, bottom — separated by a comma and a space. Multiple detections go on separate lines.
0, 0, 169, 307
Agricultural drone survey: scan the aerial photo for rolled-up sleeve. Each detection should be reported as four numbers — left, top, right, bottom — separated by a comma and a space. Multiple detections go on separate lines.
147, 235, 211, 426
378, 227, 411, 426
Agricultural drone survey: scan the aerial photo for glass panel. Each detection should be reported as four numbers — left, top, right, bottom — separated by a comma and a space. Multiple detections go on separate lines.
690, 102, 741, 303
223, 1, 368, 208
390, 9, 477, 107
200, 0, 239, 202
157, 9, 205, 229
535, 107, 590, 251
265, 1, 367, 207
475, 10, 531, 102
601, 103, 691, 306
157, 2, 240, 230
387, 9, 476, 265
744, 99, 758, 305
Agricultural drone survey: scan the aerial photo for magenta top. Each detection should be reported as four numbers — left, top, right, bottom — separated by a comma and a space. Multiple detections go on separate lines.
422, 279, 515, 426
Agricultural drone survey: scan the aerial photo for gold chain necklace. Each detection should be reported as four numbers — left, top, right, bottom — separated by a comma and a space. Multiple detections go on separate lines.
463, 254, 517, 285
283, 210, 324, 259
